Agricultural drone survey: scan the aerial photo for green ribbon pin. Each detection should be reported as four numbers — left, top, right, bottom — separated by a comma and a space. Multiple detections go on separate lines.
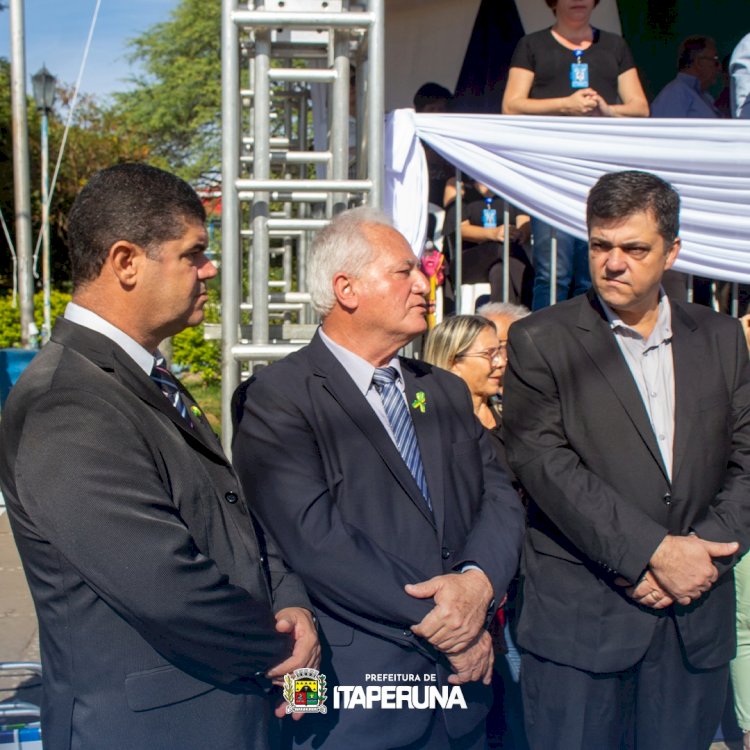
411, 391, 427, 413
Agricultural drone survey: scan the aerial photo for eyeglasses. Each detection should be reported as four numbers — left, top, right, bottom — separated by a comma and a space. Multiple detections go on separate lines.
698, 55, 720, 64
455, 347, 504, 365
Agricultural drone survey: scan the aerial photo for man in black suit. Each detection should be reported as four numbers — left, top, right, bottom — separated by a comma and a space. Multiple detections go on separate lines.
232, 207, 524, 749
503, 170, 750, 750
0, 164, 318, 750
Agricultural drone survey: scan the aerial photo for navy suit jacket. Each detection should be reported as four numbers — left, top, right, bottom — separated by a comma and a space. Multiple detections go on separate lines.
503, 291, 750, 673
232, 332, 524, 748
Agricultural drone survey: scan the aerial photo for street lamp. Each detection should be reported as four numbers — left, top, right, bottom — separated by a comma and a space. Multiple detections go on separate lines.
31, 64, 56, 344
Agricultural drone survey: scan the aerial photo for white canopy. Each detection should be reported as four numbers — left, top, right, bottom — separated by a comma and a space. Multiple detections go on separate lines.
385, 110, 750, 282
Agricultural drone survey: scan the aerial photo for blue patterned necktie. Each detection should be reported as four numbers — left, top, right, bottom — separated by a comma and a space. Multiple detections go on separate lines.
372, 367, 431, 511
150, 356, 193, 428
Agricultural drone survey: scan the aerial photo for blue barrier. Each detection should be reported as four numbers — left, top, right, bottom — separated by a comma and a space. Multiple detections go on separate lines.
0, 350, 37, 408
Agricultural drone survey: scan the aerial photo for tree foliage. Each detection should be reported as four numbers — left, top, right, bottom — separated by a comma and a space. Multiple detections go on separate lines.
113, 0, 222, 185
0, 62, 151, 291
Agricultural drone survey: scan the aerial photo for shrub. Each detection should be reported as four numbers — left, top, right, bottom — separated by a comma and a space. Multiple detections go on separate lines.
0, 289, 72, 348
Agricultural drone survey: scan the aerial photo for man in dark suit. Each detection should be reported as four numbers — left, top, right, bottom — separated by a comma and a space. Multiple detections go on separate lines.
232, 207, 525, 749
503, 170, 750, 750
0, 163, 318, 750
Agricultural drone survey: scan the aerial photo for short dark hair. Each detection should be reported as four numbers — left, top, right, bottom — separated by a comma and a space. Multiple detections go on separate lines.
67, 163, 206, 288
586, 170, 680, 244
677, 35, 714, 71
545, 0, 600, 10
413, 82, 452, 112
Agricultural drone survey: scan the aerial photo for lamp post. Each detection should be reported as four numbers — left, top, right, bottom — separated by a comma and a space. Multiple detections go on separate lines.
32, 64, 56, 344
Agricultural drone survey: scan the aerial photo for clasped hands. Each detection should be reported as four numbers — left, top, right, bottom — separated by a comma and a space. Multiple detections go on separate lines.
405, 570, 495, 686
267, 607, 321, 720
614, 533, 738, 610
566, 87, 609, 116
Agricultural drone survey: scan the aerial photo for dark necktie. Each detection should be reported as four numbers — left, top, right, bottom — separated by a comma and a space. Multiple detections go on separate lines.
150, 356, 193, 427
372, 366, 431, 511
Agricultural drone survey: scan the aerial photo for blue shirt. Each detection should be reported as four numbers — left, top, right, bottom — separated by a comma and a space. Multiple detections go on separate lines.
731, 33, 750, 119
650, 72, 721, 119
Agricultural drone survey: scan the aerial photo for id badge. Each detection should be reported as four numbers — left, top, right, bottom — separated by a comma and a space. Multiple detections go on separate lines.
482, 208, 497, 228
570, 62, 589, 88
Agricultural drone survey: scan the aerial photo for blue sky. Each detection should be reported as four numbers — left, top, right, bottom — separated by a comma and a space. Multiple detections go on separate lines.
0, 0, 178, 102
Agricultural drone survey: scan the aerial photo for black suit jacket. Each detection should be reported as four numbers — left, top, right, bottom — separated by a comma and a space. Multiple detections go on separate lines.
0, 318, 309, 750
232, 332, 524, 748
503, 291, 750, 673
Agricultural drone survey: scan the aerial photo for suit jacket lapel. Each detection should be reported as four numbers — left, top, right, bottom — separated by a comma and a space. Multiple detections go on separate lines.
402, 363, 445, 538
576, 293, 670, 482
308, 335, 436, 527
52, 319, 227, 462
112, 350, 227, 460
670, 302, 700, 483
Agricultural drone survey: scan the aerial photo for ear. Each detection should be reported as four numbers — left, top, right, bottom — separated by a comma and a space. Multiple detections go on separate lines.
332, 272, 359, 312
664, 237, 681, 272
108, 241, 146, 289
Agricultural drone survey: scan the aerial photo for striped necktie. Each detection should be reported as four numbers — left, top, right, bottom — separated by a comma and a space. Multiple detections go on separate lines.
150, 356, 193, 427
372, 366, 431, 511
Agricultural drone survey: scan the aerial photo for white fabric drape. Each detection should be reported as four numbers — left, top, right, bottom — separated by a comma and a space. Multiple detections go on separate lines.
384, 110, 750, 282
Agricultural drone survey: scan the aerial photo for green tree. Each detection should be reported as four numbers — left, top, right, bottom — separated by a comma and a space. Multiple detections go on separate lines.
113, 0, 221, 185
0, 63, 152, 293
0, 58, 15, 288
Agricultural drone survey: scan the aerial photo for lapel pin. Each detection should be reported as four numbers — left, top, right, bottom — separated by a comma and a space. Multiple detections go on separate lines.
190, 405, 203, 419
411, 391, 427, 413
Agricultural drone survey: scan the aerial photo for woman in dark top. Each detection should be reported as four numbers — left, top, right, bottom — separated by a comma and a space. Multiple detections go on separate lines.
443, 180, 533, 307
502, 0, 648, 118
502, 0, 648, 311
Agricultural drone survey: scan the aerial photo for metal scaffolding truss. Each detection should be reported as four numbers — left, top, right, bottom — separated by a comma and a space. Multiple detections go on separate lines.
220, 0, 385, 446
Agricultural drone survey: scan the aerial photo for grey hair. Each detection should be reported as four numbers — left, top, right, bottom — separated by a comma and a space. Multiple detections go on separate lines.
476, 301, 531, 321
307, 206, 394, 316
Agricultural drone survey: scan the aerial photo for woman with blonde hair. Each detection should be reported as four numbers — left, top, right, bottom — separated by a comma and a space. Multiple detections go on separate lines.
423, 315, 503, 433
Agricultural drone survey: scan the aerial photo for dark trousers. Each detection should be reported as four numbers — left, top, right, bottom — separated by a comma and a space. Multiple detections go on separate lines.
521, 616, 728, 750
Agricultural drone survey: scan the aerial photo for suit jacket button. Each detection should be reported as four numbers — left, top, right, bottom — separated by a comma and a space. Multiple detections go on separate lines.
663, 493, 672, 506
441, 548, 451, 560
225, 491, 239, 504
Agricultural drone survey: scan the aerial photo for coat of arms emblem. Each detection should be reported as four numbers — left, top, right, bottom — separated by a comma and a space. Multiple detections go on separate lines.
283, 667, 328, 714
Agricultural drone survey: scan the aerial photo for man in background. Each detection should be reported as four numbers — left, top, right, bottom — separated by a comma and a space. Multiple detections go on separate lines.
651, 35, 723, 118
731, 33, 750, 118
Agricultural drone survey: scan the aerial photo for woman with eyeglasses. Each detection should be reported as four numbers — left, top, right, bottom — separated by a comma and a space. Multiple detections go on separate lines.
423, 315, 504, 436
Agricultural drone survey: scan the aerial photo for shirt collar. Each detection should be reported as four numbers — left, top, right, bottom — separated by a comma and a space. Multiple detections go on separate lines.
676, 71, 703, 93
318, 326, 403, 395
598, 290, 673, 345
64, 301, 158, 375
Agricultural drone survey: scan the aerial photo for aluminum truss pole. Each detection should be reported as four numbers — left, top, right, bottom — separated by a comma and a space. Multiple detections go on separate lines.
331, 29, 349, 214
251, 26, 272, 352
367, 0, 384, 208
221, 0, 242, 451
9, 0, 34, 348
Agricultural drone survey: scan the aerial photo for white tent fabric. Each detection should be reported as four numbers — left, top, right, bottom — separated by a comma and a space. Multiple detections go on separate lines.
384, 110, 750, 283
